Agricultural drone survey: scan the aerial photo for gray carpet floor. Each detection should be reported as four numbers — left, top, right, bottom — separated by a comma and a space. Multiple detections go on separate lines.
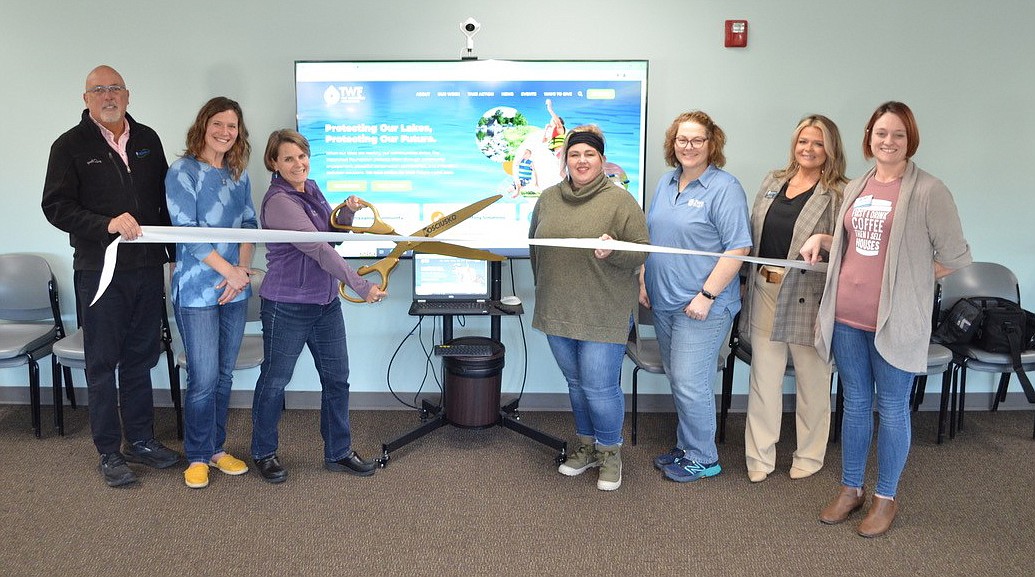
1, 403, 1033, 576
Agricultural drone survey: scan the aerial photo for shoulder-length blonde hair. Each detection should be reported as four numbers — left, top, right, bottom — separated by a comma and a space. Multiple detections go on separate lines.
184, 96, 250, 181
773, 114, 848, 196
662, 111, 727, 169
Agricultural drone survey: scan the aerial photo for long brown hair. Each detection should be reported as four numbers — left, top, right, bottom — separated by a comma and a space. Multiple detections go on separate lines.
184, 96, 250, 181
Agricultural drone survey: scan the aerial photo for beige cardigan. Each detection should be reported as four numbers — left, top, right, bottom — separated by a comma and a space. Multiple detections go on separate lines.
815, 161, 972, 373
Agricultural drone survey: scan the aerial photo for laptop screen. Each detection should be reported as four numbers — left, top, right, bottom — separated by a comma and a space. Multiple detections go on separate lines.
412, 253, 491, 301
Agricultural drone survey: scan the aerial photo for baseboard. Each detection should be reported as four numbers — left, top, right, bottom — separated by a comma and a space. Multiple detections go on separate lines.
3, 387, 1033, 413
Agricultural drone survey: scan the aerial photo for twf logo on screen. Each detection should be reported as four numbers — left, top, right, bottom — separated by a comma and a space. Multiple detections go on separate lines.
324, 85, 366, 105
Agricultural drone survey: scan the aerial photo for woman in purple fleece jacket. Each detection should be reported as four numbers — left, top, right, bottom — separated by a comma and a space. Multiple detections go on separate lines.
249, 129, 386, 484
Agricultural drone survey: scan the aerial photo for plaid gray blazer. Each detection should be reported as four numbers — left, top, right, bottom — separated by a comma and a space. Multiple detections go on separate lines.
738, 171, 842, 347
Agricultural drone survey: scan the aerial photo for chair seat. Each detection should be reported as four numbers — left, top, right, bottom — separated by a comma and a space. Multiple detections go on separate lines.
0, 324, 56, 360
926, 343, 953, 372
733, 338, 797, 375
53, 330, 86, 365
951, 345, 1035, 366
234, 335, 264, 370
625, 339, 663, 374
175, 334, 264, 372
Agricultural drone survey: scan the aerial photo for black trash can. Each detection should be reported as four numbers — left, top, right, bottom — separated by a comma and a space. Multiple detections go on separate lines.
443, 337, 505, 428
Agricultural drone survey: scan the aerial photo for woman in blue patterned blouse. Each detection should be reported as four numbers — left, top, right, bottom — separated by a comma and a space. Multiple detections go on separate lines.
166, 97, 257, 489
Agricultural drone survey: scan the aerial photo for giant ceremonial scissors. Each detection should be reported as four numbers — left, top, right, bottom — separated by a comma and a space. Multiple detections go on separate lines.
329, 194, 506, 303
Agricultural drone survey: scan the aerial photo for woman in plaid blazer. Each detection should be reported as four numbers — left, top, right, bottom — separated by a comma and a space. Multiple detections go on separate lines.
739, 115, 847, 484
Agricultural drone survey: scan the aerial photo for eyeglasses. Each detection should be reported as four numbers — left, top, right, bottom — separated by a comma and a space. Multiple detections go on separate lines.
85, 85, 126, 95
674, 136, 708, 149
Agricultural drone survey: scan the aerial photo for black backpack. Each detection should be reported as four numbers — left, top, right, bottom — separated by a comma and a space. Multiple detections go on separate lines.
934, 296, 1035, 402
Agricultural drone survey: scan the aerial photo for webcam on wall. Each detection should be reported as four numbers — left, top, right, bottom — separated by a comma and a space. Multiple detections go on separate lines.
460, 17, 481, 59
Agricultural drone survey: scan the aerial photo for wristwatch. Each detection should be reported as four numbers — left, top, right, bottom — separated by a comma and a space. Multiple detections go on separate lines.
700, 289, 717, 300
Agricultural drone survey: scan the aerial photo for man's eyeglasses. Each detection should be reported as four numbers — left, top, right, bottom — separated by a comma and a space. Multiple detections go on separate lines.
675, 137, 709, 150
86, 85, 126, 95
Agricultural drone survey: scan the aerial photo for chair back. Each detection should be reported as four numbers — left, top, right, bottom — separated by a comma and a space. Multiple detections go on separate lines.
939, 262, 1020, 316
0, 254, 56, 321
246, 269, 265, 322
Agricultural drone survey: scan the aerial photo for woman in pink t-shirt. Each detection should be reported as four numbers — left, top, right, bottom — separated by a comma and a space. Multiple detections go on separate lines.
800, 102, 971, 538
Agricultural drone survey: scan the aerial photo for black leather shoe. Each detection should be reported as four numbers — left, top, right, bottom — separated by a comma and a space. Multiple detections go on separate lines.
326, 450, 376, 476
100, 452, 138, 487
123, 438, 180, 469
254, 454, 288, 484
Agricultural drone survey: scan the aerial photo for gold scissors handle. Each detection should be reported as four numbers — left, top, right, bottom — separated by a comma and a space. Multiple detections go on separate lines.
329, 199, 396, 235
338, 257, 399, 303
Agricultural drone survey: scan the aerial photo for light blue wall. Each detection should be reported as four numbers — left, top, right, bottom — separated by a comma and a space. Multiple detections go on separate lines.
3, 1, 1033, 400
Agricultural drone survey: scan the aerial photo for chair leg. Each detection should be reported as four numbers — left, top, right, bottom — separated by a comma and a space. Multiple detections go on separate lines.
957, 368, 969, 433
991, 373, 1011, 411
718, 355, 734, 444
911, 375, 928, 412
29, 359, 42, 438
830, 375, 843, 444
62, 365, 76, 408
169, 363, 184, 441
937, 367, 953, 444
629, 366, 637, 443
51, 357, 64, 436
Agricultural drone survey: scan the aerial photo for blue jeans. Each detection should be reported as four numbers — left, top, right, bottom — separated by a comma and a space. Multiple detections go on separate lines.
251, 299, 354, 463
831, 322, 915, 497
653, 307, 732, 464
175, 300, 247, 463
546, 335, 626, 446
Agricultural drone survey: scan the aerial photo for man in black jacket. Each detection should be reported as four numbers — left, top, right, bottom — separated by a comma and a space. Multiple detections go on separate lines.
42, 65, 180, 487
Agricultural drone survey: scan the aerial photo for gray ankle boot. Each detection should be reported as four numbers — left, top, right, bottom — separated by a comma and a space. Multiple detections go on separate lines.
558, 435, 600, 476
596, 444, 622, 491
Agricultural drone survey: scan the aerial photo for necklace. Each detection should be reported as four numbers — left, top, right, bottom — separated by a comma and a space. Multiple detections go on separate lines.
212, 164, 228, 185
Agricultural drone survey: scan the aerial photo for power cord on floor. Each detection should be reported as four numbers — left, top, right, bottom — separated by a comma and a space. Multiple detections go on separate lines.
384, 316, 442, 410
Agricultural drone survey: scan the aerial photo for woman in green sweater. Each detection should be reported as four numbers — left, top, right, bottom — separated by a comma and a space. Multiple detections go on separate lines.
529, 127, 649, 491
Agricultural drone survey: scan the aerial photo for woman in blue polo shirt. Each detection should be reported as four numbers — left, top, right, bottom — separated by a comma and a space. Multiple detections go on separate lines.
641, 110, 751, 483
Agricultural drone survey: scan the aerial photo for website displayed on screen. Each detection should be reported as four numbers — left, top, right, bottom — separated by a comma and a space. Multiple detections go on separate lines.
295, 60, 649, 258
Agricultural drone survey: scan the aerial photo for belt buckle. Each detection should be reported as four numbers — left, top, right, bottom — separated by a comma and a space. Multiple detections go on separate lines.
760, 265, 784, 284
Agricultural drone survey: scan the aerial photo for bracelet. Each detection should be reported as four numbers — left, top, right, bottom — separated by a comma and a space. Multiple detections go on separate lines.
700, 289, 718, 301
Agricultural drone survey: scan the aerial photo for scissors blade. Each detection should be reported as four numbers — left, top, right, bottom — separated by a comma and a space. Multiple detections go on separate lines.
413, 241, 506, 261
409, 195, 502, 239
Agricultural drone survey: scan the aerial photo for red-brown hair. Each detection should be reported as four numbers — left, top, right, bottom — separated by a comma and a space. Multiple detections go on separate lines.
862, 101, 920, 160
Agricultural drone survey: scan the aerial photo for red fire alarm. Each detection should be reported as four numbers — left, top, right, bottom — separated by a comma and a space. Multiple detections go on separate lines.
725, 20, 748, 48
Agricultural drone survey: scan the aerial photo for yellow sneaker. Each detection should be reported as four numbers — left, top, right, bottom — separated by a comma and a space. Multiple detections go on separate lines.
184, 462, 209, 489
209, 453, 248, 476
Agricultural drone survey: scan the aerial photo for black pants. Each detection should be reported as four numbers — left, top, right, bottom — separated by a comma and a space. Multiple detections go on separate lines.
76, 267, 163, 454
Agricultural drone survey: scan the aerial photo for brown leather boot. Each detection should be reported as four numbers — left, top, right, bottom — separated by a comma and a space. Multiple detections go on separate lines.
857, 495, 898, 538
819, 485, 865, 525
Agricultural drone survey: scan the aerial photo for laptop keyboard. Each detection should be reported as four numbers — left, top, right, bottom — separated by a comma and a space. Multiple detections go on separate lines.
411, 301, 490, 316
433, 344, 495, 357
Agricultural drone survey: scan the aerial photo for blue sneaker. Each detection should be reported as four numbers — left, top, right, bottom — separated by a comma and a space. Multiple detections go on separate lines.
664, 458, 722, 483
653, 448, 685, 470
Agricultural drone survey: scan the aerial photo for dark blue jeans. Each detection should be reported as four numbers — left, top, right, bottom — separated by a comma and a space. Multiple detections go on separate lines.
175, 300, 247, 463
76, 267, 163, 454
251, 299, 354, 462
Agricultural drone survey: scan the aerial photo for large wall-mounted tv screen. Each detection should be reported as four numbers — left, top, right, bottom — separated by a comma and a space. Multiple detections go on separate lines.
295, 60, 649, 258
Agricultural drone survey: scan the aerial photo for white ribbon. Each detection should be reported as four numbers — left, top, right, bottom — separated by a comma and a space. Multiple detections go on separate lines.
93, 225, 825, 305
